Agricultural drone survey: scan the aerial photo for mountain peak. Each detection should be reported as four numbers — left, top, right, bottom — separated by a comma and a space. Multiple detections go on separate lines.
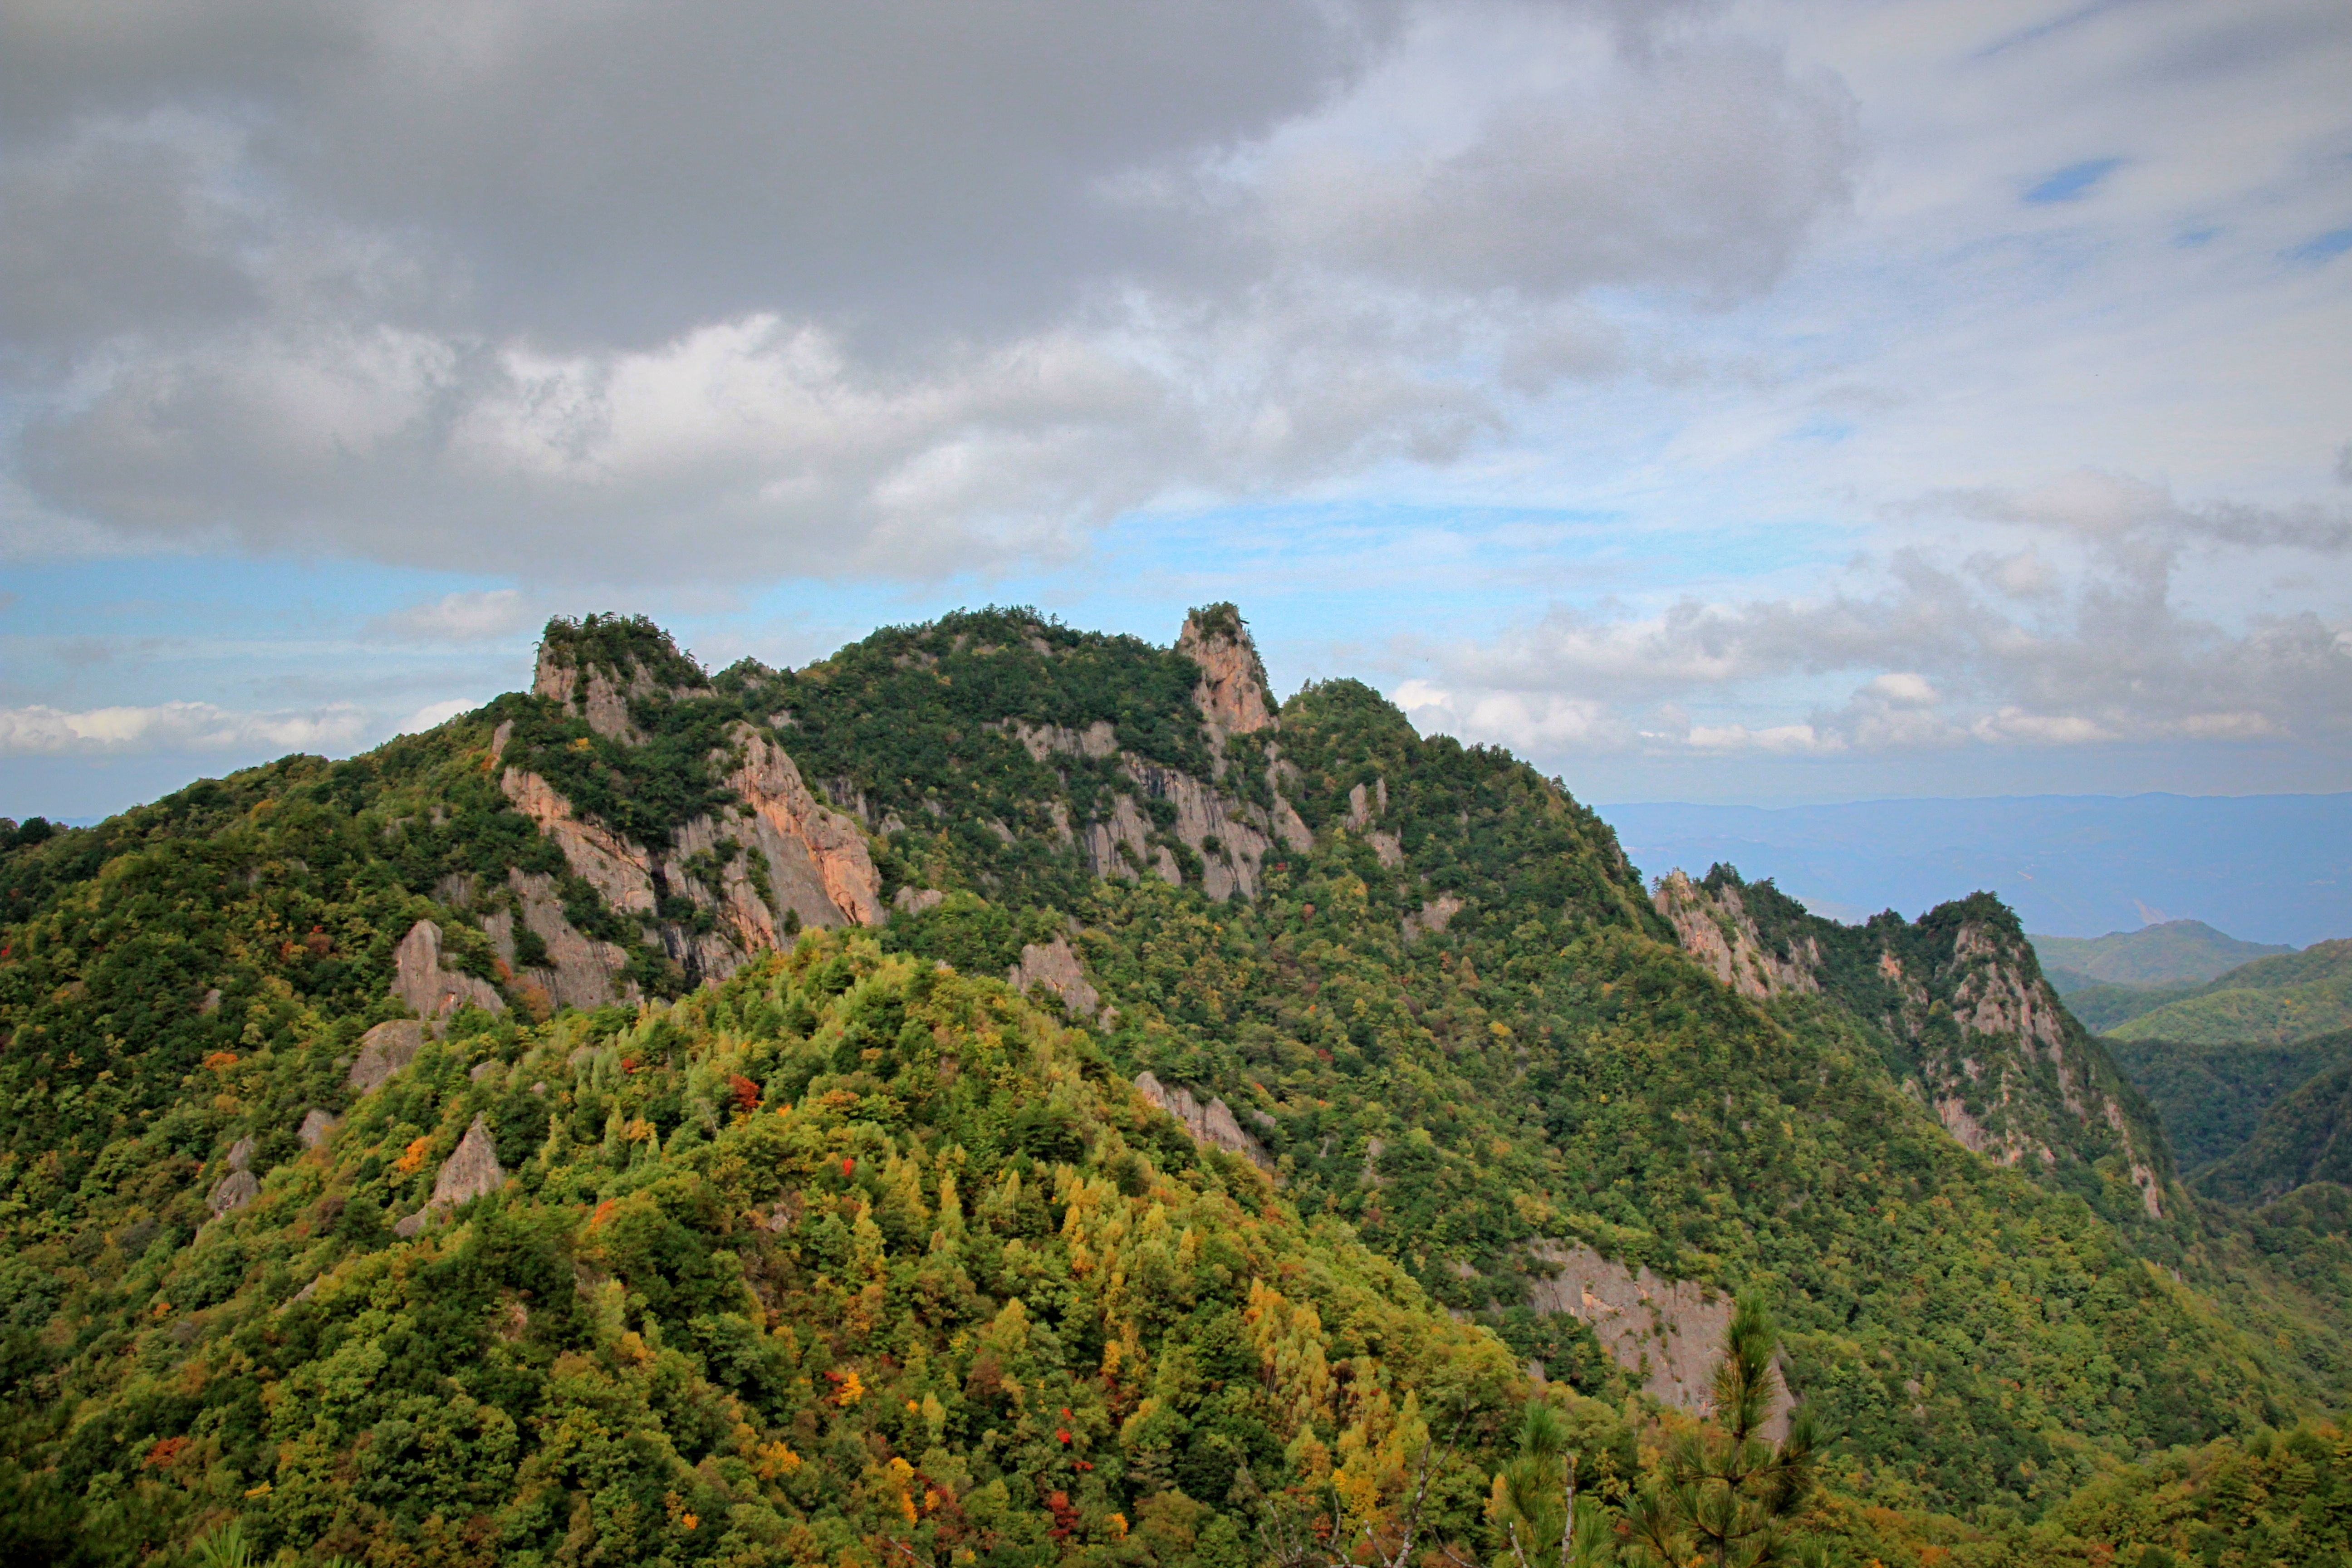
1176, 601, 1275, 739
532, 613, 712, 740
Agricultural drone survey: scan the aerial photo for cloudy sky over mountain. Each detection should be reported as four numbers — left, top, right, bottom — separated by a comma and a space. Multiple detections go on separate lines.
3, 0, 2348, 815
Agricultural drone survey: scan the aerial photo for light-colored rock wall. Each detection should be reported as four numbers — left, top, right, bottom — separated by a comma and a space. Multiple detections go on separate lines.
392, 921, 505, 1024
1527, 1240, 1789, 1438
1134, 1072, 1275, 1173
1007, 936, 1104, 1021
500, 769, 658, 916
348, 1019, 425, 1092
725, 727, 884, 931
1176, 611, 1276, 741
484, 871, 633, 1011
393, 1113, 507, 1237
1652, 872, 1821, 1000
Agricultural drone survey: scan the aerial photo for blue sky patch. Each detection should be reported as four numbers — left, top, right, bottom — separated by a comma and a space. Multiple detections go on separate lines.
2285, 226, 2352, 265
2025, 157, 2126, 205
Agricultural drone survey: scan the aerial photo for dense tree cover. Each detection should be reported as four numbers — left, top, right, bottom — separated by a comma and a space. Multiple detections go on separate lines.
2107, 943, 2352, 1047
1832, 1415, 2352, 1567
2197, 1058, 2352, 1205
0, 934, 1667, 1568
2106, 1033, 2352, 1177
8, 607, 2352, 1563
2061, 982, 2204, 1035
2029, 923, 2292, 990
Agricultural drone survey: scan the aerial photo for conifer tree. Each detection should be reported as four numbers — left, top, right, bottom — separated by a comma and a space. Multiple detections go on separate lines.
1618, 1293, 1819, 1568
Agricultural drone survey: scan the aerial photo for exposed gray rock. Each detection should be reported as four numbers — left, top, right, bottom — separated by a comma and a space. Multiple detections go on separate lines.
198, 987, 222, 1014
431, 1115, 507, 1209
392, 1114, 509, 1241
206, 1168, 259, 1216
347, 1019, 424, 1092
1527, 1240, 1790, 1440
485, 869, 632, 1011
1402, 894, 1464, 942
225, 1136, 255, 1172
1653, 871, 1821, 1000
1176, 609, 1277, 743
392, 920, 505, 1024
297, 1108, 339, 1149
893, 886, 946, 917
1134, 1072, 1274, 1174
1007, 936, 1102, 1021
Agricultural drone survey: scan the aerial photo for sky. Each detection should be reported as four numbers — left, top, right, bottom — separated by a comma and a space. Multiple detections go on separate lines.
2, 0, 2348, 822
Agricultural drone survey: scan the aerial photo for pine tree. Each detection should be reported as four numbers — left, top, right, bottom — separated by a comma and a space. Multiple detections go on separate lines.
1619, 1293, 1820, 1568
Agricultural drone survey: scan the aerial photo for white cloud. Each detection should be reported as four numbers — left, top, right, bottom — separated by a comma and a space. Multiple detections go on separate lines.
1395, 468, 2352, 760
0, 0, 1860, 579
392, 698, 477, 735
0, 700, 370, 755
371, 589, 534, 642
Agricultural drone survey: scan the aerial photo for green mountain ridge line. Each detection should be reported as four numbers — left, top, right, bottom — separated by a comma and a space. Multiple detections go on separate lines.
2030, 921, 2296, 990
6, 606, 2352, 1567
2107, 941, 2352, 1046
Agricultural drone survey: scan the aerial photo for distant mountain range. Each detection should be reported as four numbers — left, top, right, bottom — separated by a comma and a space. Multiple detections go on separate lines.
1600, 793, 2351, 948
2031, 919, 2294, 988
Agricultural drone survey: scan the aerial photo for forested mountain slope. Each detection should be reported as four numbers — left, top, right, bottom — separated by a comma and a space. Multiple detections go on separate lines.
2106, 1030, 2352, 1176
4, 608, 2351, 1566
2108, 941, 2352, 1045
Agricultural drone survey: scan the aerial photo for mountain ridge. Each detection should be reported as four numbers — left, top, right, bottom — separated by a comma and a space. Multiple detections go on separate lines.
4, 605, 2350, 1564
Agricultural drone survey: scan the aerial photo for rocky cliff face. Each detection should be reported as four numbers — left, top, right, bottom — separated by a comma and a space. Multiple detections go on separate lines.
493, 724, 881, 998
1526, 1241, 1791, 1438
1176, 603, 1277, 745
533, 613, 714, 741
1656, 870, 2175, 1221
1653, 870, 1822, 1000
1134, 1070, 1275, 1172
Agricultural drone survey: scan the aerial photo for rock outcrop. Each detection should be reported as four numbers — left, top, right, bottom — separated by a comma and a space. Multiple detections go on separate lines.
1932, 921, 2167, 1216
499, 769, 659, 917
723, 727, 884, 930
1007, 710, 1310, 902
484, 871, 633, 1011
348, 1019, 425, 1093
1669, 871, 2175, 1220
393, 1114, 506, 1238
1176, 605, 1277, 743
534, 627, 713, 743
298, 1108, 339, 1149
1007, 936, 1103, 1021
1654, 871, 1821, 1000
207, 1169, 258, 1216
392, 921, 506, 1024
497, 725, 882, 991
1134, 1072, 1274, 1173
206, 1136, 259, 1215
1527, 1240, 1789, 1438
1402, 894, 1464, 942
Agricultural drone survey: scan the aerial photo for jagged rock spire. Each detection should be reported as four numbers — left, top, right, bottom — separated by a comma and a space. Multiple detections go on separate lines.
1176, 603, 1276, 740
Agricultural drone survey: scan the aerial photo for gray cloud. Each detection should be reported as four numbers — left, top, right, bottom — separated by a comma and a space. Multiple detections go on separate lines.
0, 0, 1859, 578
1400, 475, 2352, 757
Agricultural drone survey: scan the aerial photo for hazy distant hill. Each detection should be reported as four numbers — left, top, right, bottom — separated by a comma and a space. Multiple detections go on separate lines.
1601, 794, 2352, 948
2058, 978, 2202, 1033
2109, 940, 2352, 1045
2031, 920, 2294, 987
